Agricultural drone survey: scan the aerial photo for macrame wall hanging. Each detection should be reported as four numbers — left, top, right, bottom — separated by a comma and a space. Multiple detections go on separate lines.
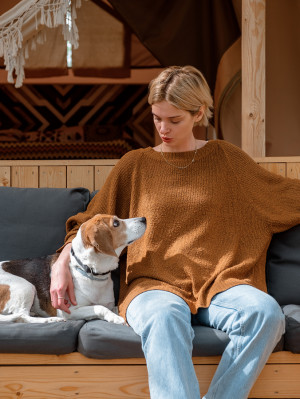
0, 0, 84, 88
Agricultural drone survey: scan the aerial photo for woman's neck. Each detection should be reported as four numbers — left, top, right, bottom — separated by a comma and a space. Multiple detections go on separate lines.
153, 139, 207, 153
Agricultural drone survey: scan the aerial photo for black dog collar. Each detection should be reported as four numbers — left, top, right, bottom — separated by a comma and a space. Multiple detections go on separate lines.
71, 246, 111, 280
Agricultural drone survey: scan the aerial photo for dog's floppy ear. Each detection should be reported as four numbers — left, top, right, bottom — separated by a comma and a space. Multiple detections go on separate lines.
81, 221, 118, 257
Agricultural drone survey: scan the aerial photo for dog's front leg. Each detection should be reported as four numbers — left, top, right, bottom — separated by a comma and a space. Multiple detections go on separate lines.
61, 306, 125, 324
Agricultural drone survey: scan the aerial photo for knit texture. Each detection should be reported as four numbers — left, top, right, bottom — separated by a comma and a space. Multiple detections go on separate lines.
63, 140, 300, 319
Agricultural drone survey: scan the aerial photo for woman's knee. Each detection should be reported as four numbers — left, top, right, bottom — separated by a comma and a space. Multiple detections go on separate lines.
246, 294, 285, 335
127, 290, 192, 336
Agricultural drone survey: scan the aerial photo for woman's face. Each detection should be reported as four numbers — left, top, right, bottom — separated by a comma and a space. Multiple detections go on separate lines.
152, 100, 202, 151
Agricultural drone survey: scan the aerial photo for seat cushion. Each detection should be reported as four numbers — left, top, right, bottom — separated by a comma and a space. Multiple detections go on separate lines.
77, 320, 230, 359
266, 224, 300, 305
283, 304, 300, 353
0, 187, 90, 261
0, 320, 85, 354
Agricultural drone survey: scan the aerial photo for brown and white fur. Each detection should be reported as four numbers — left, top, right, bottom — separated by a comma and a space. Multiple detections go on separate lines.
0, 214, 146, 324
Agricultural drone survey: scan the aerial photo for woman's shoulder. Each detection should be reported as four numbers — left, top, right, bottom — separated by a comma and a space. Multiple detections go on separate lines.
113, 147, 153, 172
119, 147, 153, 163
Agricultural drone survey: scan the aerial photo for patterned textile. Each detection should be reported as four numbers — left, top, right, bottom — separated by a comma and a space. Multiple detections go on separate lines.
0, 83, 154, 159
0, 140, 137, 160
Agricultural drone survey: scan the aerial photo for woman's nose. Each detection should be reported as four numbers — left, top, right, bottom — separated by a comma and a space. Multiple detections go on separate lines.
160, 122, 169, 133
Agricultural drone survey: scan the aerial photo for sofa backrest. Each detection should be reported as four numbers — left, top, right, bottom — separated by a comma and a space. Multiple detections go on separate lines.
266, 224, 300, 306
0, 187, 90, 261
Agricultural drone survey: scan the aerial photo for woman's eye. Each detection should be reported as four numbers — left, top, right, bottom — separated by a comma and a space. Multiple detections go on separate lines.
113, 220, 120, 227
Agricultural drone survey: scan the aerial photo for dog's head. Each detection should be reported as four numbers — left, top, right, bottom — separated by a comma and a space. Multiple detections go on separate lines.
80, 214, 147, 258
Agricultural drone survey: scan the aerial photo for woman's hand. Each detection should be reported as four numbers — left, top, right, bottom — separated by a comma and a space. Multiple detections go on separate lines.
50, 243, 77, 313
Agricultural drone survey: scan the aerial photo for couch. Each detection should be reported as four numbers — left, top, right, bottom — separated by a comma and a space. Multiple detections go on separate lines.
0, 185, 300, 398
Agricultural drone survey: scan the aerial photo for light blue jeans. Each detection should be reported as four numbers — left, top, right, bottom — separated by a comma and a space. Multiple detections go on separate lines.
126, 285, 285, 399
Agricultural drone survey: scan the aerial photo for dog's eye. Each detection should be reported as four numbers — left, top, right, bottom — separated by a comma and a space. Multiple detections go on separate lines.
113, 219, 120, 227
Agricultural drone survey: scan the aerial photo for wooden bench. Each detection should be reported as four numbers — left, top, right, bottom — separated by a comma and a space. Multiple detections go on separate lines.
1, 156, 300, 398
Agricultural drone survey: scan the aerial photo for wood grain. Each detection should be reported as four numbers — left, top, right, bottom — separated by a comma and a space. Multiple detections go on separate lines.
242, 0, 266, 157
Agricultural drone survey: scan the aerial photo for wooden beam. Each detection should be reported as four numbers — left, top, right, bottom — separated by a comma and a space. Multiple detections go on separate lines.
242, 0, 266, 157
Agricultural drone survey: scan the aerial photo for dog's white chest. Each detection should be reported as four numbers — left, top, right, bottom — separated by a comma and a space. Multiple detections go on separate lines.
72, 270, 115, 309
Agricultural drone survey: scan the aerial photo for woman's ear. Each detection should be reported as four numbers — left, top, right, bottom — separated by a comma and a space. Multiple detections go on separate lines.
194, 106, 205, 123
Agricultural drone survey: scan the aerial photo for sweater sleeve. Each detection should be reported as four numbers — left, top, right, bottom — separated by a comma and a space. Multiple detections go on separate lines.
220, 140, 300, 233
61, 150, 138, 248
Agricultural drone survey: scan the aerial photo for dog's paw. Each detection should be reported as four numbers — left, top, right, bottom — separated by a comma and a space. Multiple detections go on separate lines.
105, 313, 125, 325
45, 317, 66, 323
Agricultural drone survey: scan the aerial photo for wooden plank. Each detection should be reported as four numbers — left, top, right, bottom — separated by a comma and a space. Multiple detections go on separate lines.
0, 365, 150, 399
0, 351, 300, 366
287, 163, 300, 180
11, 166, 39, 188
1, 157, 300, 167
39, 166, 67, 188
1, 362, 300, 399
67, 166, 94, 192
0, 159, 119, 167
95, 165, 114, 191
249, 364, 300, 398
0, 166, 10, 187
258, 162, 286, 177
254, 156, 300, 163
242, 0, 266, 157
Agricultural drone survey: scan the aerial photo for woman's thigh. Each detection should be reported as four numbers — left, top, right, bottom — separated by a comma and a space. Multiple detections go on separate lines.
193, 285, 284, 334
126, 290, 193, 336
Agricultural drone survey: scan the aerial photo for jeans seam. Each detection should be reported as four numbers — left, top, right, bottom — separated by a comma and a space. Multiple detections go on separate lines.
209, 309, 245, 399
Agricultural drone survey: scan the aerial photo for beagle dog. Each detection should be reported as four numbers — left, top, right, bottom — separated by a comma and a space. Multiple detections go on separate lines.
0, 214, 146, 324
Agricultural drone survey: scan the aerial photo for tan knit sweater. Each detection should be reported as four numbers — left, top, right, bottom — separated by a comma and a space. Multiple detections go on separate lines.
63, 140, 300, 319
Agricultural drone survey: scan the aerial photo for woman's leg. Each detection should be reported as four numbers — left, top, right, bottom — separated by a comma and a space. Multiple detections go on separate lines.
127, 290, 201, 399
194, 285, 285, 399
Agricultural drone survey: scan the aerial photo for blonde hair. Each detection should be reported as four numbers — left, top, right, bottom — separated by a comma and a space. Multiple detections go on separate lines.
148, 65, 213, 127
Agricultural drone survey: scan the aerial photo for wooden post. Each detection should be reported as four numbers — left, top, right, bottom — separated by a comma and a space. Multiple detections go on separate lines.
242, 0, 266, 157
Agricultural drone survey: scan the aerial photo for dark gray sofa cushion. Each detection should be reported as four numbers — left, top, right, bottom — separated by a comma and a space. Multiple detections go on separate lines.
266, 224, 300, 305
77, 320, 230, 359
0, 320, 85, 354
283, 304, 300, 353
0, 187, 90, 261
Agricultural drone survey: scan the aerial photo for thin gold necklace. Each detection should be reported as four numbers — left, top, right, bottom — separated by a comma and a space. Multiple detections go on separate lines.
160, 141, 198, 169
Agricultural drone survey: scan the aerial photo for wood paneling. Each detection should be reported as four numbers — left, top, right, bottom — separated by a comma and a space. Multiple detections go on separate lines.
39, 166, 67, 188
95, 165, 115, 191
242, 0, 266, 157
287, 163, 300, 180
0, 167, 10, 187
258, 162, 286, 177
0, 160, 119, 191
67, 166, 94, 191
1, 354, 300, 398
11, 166, 39, 188
1, 158, 299, 191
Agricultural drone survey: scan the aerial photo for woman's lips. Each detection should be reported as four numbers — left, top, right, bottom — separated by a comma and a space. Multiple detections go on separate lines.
161, 136, 172, 143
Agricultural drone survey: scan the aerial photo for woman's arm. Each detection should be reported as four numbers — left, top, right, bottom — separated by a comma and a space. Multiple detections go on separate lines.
50, 243, 77, 313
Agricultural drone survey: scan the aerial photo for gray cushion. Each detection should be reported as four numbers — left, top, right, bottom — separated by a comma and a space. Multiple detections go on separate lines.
0, 320, 85, 354
283, 304, 300, 353
77, 320, 231, 359
266, 224, 300, 305
0, 187, 90, 261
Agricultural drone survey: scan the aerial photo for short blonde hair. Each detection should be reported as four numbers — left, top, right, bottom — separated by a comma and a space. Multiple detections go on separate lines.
148, 65, 213, 126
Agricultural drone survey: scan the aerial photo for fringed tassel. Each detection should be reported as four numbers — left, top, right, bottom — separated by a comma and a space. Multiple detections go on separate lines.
40, 6, 45, 25
46, 9, 52, 28
15, 52, 25, 88
0, 0, 85, 87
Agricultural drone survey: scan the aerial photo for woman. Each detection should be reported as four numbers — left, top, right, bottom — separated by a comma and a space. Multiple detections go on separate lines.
51, 66, 300, 399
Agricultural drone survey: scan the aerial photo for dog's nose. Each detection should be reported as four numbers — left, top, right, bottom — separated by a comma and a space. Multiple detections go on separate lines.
140, 217, 146, 224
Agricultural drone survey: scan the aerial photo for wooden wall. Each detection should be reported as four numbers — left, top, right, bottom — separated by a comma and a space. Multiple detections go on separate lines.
1, 157, 300, 190
256, 157, 300, 179
0, 160, 118, 191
